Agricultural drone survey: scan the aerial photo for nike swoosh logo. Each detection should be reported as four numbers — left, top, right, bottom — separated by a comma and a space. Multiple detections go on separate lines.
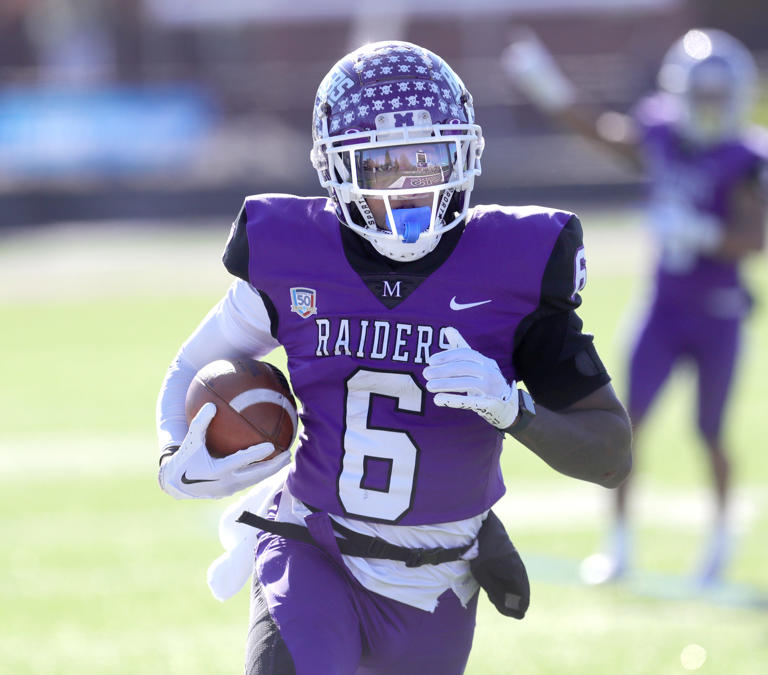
450, 297, 492, 311
181, 471, 217, 484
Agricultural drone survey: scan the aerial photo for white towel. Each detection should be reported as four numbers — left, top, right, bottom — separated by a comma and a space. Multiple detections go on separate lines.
206, 466, 289, 601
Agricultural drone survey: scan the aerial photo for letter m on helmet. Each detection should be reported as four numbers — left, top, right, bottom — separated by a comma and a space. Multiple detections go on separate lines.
394, 112, 415, 127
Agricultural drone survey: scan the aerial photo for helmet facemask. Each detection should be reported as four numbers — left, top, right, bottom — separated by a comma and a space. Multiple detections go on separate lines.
682, 59, 740, 144
311, 42, 484, 261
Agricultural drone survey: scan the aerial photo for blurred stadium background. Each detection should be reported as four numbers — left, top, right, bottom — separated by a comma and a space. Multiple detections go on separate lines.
2, 0, 768, 223
1, 1, 767, 673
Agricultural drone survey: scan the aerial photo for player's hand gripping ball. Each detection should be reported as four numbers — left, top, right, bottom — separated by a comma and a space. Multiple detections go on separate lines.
159, 358, 297, 500
185, 358, 298, 458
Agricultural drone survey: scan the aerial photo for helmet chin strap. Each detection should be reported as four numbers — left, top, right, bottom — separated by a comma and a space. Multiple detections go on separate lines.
364, 229, 442, 261
346, 187, 458, 261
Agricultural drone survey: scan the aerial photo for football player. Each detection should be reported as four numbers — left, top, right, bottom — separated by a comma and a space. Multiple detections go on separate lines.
157, 41, 632, 674
503, 29, 767, 586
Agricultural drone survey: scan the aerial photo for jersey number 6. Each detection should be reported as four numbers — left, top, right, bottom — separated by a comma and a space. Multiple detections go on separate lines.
340, 368, 424, 522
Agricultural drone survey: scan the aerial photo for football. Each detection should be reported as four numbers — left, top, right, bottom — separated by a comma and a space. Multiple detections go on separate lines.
185, 358, 298, 458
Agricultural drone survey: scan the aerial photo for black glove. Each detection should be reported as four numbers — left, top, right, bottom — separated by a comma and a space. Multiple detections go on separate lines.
470, 510, 530, 619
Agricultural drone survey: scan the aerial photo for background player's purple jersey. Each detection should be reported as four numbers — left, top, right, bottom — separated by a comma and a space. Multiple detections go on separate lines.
224, 195, 591, 525
634, 95, 767, 314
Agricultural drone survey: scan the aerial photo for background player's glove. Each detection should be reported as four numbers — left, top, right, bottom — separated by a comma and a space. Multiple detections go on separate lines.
423, 327, 520, 430
158, 402, 291, 500
648, 199, 723, 272
500, 30, 576, 112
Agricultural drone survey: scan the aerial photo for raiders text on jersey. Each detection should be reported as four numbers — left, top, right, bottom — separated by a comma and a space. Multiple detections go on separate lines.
315, 318, 452, 363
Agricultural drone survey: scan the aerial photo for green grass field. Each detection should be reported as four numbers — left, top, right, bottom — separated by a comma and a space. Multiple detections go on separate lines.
0, 212, 766, 674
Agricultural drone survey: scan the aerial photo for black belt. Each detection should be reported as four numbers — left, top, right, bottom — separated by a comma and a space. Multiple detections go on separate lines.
236, 510, 474, 568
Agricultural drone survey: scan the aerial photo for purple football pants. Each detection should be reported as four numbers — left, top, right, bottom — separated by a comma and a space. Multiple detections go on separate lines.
628, 302, 742, 440
245, 510, 478, 675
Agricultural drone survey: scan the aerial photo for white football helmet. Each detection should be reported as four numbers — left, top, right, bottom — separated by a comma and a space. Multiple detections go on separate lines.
310, 41, 484, 261
657, 28, 757, 144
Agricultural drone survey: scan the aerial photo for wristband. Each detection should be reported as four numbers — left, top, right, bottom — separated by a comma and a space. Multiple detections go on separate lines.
509, 389, 536, 433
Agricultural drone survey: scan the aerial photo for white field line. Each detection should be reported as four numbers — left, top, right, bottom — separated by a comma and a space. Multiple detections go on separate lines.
0, 219, 232, 302
493, 483, 764, 534
0, 434, 157, 477
3, 212, 765, 303
0, 212, 651, 303
1, 434, 763, 533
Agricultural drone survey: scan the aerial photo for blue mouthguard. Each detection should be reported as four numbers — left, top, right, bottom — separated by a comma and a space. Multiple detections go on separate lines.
388, 206, 431, 243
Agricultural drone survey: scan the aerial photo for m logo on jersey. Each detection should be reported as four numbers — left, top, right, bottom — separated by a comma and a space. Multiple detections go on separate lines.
290, 287, 318, 318
382, 280, 401, 298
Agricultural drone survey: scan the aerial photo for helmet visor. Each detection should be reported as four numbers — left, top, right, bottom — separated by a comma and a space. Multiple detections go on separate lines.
354, 142, 455, 191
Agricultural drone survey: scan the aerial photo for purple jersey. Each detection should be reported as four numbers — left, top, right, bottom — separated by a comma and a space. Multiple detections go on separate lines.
635, 95, 767, 313
223, 195, 594, 525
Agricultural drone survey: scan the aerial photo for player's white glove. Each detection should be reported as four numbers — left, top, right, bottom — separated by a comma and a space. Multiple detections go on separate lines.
158, 402, 291, 500
500, 30, 576, 112
648, 199, 723, 272
423, 328, 520, 430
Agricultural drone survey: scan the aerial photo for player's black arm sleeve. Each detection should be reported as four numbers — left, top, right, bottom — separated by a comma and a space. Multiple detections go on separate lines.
222, 202, 251, 282
221, 200, 280, 339
508, 216, 632, 488
513, 215, 608, 409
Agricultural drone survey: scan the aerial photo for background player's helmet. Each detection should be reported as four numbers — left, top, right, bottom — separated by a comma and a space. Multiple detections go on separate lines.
311, 41, 484, 261
657, 29, 757, 144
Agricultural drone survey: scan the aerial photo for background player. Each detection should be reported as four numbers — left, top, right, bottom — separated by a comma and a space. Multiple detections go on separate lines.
156, 41, 632, 673
502, 28, 767, 586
